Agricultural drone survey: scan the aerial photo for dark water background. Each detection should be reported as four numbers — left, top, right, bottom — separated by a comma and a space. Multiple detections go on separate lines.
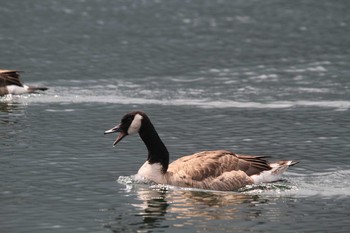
1, 0, 350, 232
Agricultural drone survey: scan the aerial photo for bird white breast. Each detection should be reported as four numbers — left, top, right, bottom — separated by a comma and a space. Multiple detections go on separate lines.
128, 114, 143, 135
136, 161, 166, 184
6, 85, 29, 95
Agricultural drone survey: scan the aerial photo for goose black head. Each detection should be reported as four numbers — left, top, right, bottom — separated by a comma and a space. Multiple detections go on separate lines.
104, 111, 144, 146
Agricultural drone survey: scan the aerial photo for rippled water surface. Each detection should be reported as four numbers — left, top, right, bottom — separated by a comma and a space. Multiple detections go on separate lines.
1, 0, 350, 232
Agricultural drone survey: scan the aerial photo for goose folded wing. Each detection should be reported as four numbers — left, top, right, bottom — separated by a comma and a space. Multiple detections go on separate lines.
0, 70, 23, 87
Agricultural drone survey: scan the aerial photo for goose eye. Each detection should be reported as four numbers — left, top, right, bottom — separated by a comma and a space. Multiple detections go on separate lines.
127, 116, 133, 123
122, 115, 133, 125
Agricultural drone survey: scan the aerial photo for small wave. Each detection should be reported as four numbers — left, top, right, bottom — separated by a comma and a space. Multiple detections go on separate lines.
45, 108, 76, 112
169, 77, 206, 83
295, 87, 331, 93
285, 65, 328, 73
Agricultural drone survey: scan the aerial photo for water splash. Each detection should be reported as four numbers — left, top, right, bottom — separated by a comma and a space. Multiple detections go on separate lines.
3, 82, 349, 111
117, 169, 350, 198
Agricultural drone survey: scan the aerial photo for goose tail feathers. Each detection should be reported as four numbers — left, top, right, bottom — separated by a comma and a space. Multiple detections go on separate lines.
27, 86, 48, 92
250, 160, 299, 184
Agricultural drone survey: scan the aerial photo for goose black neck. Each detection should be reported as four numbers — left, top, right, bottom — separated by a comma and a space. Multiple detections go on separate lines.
138, 117, 169, 173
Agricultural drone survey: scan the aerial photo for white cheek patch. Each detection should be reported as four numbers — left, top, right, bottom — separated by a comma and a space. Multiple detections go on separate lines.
127, 114, 143, 135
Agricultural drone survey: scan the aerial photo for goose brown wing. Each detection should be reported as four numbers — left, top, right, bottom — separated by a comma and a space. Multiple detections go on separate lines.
167, 150, 271, 181
235, 154, 271, 176
0, 70, 23, 87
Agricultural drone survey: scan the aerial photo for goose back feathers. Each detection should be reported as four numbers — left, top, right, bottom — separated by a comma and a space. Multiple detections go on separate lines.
165, 151, 271, 190
105, 111, 298, 191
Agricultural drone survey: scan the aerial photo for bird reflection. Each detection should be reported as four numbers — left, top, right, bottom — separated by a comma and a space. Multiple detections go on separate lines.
165, 187, 264, 221
132, 186, 169, 224
0, 99, 27, 146
0, 94, 29, 113
0, 100, 18, 113
104, 183, 268, 232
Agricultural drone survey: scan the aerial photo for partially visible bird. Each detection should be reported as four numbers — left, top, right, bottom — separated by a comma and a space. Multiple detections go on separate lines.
0, 69, 48, 96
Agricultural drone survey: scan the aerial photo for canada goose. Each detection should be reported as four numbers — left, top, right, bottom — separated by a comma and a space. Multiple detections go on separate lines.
105, 111, 298, 191
0, 69, 48, 96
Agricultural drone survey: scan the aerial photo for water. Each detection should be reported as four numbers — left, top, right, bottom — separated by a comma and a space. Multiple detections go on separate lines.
1, 0, 350, 232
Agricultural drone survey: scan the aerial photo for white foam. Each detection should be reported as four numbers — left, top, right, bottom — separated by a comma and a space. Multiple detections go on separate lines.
3, 78, 348, 111
6, 92, 350, 111
284, 170, 350, 197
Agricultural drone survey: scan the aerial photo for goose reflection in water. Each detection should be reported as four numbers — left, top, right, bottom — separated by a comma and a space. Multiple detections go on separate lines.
103, 184, 270, 232
0, 100, 21, 113
0, 101, 28, 146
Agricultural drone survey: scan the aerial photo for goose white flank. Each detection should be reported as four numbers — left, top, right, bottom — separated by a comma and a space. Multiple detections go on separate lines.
105, 111, 298, 191
0, 69, 48, 96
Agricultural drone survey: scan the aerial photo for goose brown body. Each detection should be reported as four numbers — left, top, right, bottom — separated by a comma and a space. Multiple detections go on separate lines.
105, 111, 298, 191
165, 150, 271, 190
